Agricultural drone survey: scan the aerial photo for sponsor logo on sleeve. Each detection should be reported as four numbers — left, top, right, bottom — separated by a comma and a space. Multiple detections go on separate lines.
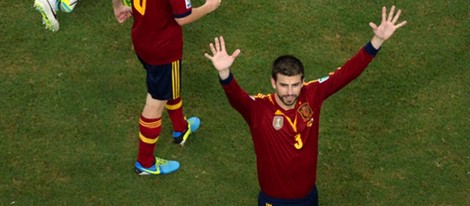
318, 76, 329, 83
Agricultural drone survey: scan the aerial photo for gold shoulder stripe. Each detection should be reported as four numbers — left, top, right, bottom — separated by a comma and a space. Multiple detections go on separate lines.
253, 93, 269, 99
329, 67, 342, 76
304, 80, 318, 86
274, 110, 284, 115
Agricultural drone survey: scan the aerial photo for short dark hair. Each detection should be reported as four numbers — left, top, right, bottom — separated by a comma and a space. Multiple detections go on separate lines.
271, 55, 304, 81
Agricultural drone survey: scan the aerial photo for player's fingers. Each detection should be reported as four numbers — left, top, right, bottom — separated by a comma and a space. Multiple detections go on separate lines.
121, 15, 130, 22
215, 37, 220, 51
209, 43, 216, 54
231, 49, 241, 59
204, 53, 213, 60
120, 13, 130, 22
118, 16, 126, 23
369, 22, 378, 30
392, 9, 401, 24
395, 20, 407, 29
387, 5, 395, 22
220, 36, 226, 53
381, 6, 387, 23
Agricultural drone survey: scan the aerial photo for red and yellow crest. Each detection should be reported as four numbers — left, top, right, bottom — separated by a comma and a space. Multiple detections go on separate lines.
297, 103, 313, 122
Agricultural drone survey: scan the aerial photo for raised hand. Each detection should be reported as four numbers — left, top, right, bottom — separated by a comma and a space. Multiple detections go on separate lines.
204, 36, 241, 79
369, 6, 407, 41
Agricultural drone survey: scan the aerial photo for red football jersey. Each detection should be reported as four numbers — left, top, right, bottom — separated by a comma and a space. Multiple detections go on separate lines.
221, 43, 378, 199
131, 0, 192, 65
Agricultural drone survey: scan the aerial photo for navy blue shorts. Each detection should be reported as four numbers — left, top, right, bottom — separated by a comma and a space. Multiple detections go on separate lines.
258, 186, 318, 206
138, 56, 182, 100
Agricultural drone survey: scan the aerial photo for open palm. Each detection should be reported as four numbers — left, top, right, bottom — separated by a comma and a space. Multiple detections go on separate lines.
204, 36, 241, 72
369, 6, 407, 41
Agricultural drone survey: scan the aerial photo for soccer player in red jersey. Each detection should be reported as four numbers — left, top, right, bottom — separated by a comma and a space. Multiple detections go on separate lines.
205, 6, 407, 205
112, 0, 221, 176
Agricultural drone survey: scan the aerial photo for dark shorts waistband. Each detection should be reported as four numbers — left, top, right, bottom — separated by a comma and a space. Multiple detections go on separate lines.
258, 186, 318, 206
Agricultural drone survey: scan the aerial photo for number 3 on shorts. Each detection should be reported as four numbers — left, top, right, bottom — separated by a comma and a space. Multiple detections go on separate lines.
133, 0, 146, 15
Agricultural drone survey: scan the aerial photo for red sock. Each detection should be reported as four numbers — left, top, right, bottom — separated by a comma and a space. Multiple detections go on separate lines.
166, 97, 188, 132
137, 115, 161, 168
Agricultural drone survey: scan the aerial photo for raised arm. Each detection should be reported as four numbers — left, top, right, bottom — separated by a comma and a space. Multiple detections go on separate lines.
204, 36, 241, 80
205, 36, 255, 122
175, 0, 222, 25
316, 6, 407, 99
369, 5, 407, 49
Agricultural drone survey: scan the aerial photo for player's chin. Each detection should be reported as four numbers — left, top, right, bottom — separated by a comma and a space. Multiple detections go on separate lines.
283, 96, 297, 103
282, 99, 296, 107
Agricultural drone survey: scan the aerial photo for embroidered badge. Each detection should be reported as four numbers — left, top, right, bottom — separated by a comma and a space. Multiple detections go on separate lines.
273, 116, 284, 130
185, 0, 192, 9
297, 103, 313, 122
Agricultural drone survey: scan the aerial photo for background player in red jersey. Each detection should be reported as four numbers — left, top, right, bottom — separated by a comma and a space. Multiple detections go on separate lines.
112, 0, 221, 176
205, 6, 407, 206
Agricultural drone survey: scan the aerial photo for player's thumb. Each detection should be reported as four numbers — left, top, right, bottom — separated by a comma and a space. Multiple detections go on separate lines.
231, 49, 241, 59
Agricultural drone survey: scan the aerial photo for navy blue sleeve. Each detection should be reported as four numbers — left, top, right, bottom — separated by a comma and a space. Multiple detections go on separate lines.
219, 72, 234, 85
364, 41, 380, 56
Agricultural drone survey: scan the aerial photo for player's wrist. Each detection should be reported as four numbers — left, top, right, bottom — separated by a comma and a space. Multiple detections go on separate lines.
371, 36, 385, 49
218, 69, 231, 80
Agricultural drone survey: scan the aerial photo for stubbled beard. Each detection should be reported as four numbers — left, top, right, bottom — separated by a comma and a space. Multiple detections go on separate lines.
277, 93, 298, 107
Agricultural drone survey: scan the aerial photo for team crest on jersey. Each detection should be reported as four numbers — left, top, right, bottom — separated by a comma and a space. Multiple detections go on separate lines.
273, 116, 284, 130
185, 0, 192, 9
297, 103, 313, 122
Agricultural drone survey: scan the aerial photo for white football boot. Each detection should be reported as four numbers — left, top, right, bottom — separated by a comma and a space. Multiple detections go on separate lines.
34, 0, 59, 32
